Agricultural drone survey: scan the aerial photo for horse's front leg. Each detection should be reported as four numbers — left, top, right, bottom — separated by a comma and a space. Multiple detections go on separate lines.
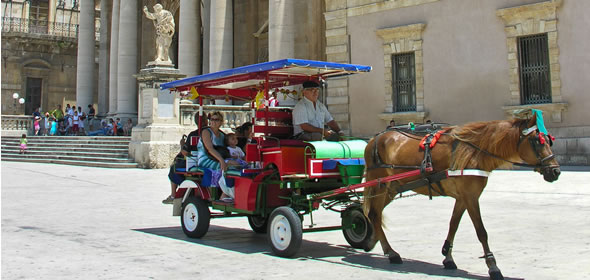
466, 198, 504, 280
442, 199, 466, 270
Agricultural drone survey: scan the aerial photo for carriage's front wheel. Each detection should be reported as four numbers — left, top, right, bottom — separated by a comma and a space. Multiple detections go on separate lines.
267, 207, 302, 257
342, 207, 372, 249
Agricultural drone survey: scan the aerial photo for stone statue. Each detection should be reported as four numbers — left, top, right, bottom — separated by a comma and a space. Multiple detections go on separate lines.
143, 3, 175, 66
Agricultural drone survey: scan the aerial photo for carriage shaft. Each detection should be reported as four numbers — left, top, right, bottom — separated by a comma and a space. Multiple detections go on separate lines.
310, 167, 433, 200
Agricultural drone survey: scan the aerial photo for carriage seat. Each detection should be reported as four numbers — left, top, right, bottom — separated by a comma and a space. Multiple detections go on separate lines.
253, 109, 294, 138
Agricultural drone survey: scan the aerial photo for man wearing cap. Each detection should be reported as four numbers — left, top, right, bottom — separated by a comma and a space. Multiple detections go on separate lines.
293, 81, 342, 141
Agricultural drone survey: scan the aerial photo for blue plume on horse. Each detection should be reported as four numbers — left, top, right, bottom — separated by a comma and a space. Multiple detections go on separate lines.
532, 109, 548, 135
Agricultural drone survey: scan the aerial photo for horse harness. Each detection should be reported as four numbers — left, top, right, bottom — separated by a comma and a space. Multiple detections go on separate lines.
369, 126, 455, 200
368, 123, 557, 200
461, 124, 558, 171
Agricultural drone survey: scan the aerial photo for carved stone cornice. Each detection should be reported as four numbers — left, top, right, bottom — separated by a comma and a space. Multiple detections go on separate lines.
497, 0, 562, 26
376, 23, 426, 42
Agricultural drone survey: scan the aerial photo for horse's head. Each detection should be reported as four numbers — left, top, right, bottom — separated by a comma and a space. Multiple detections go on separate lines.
517, 116, 561, 182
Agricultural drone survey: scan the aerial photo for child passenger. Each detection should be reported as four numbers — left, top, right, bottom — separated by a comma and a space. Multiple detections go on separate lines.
224, 133, 247, 168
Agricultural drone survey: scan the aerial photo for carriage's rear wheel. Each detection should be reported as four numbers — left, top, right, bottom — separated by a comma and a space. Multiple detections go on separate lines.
342, 207, 372, 249
267, 207, 302, 257
247, 215, 268, 233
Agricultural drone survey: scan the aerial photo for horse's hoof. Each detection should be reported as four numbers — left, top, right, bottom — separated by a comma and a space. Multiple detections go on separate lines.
362, 243, 373, 252
362, 239, 377, 252
443, 260, 457, 270
388, 254, 403, 264
489, 270, 504, 280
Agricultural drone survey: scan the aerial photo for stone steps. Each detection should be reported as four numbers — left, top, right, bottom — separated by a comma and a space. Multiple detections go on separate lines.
1, 136, 138, 168
0, 157, 138, 168
0, 145, 128, 154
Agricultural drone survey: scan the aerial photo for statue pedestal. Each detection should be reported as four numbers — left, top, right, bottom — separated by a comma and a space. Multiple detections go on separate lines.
130, 66, 187, 168
147, 60, 174, 68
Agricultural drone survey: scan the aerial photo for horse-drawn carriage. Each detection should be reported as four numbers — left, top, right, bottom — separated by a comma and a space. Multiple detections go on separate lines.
161, 59, 561, 280
161, 59, 377, 257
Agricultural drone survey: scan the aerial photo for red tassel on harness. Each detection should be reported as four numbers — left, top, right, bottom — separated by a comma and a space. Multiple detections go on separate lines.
538, 132, 546, 145
419, 136, 428, 150
419, 130, 447, 150
430, 130, 445, 148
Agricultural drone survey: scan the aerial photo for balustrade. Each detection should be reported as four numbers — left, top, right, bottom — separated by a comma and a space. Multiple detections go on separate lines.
179, 103, 254, 129
1, 115, 33, 135
1, 17, 100, 39
179, 103, 293, 130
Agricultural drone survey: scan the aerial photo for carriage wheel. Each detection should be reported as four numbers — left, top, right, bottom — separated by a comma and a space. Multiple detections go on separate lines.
181, 196, 210, 238
247, 215, 268, 233
342, 207, 372, 249
267, 207, 302, 257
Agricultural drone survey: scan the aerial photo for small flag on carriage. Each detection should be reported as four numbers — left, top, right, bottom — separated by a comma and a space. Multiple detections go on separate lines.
189, 87, 199, 100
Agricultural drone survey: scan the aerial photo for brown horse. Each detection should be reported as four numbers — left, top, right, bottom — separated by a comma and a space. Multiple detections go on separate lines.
362, 112, 560, 280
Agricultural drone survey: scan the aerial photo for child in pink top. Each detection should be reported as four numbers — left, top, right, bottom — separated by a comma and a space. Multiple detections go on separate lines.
34, 116, 41, 135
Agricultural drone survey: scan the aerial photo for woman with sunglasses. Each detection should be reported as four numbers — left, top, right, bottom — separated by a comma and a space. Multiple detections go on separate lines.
197, 111, 232, 201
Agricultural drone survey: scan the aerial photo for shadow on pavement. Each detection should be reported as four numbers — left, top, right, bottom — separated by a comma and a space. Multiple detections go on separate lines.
134, 225, 523, 280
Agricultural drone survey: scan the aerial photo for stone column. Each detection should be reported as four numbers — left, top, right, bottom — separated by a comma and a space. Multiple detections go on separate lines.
209, 0, 232, 72
75, 0, 95, 109
108, 0, 120, 116
98, 0, 111, 117
179, 0, 202, 77
268, 0, 295, 60
209, 0, 232, 104
116, 0, 138, 120
202, 0, 210, 74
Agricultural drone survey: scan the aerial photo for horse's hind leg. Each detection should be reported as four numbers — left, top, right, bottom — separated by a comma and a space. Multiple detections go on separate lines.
466, 198, 504, 280
442, 199, 466, 269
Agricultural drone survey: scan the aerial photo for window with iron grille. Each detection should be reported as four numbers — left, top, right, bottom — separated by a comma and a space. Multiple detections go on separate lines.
518, 33, 552, 104
392, 52, 416, 112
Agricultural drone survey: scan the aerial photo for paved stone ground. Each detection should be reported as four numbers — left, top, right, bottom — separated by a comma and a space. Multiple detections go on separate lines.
2, 161, 589, 280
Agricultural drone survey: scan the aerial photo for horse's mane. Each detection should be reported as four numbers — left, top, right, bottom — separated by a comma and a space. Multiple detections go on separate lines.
449, 118, 530, 171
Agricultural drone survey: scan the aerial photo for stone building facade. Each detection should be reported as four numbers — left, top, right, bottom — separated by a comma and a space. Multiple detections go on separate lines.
1, 0, 325, 115
327, 0, 589, 165
2, 0, 587, 165
1, 0, 89, 115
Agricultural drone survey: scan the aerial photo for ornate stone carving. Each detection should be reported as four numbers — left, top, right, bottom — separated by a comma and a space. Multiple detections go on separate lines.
143, 3, 175, 66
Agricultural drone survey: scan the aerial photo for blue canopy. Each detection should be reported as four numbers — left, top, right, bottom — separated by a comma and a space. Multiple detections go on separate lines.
160, 59, 372, 91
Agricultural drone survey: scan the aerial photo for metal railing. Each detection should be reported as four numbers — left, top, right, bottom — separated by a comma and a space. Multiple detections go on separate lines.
1, 115, 33, 136
1, 17, 99, 40
518, 33, 552, 105
392, 53, 417, 112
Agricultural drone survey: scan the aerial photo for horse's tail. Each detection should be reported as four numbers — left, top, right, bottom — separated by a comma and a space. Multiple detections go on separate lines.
362, 137, 378, 224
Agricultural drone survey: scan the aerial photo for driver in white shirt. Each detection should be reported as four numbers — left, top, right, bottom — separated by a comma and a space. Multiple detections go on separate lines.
292, 81, 342, 141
